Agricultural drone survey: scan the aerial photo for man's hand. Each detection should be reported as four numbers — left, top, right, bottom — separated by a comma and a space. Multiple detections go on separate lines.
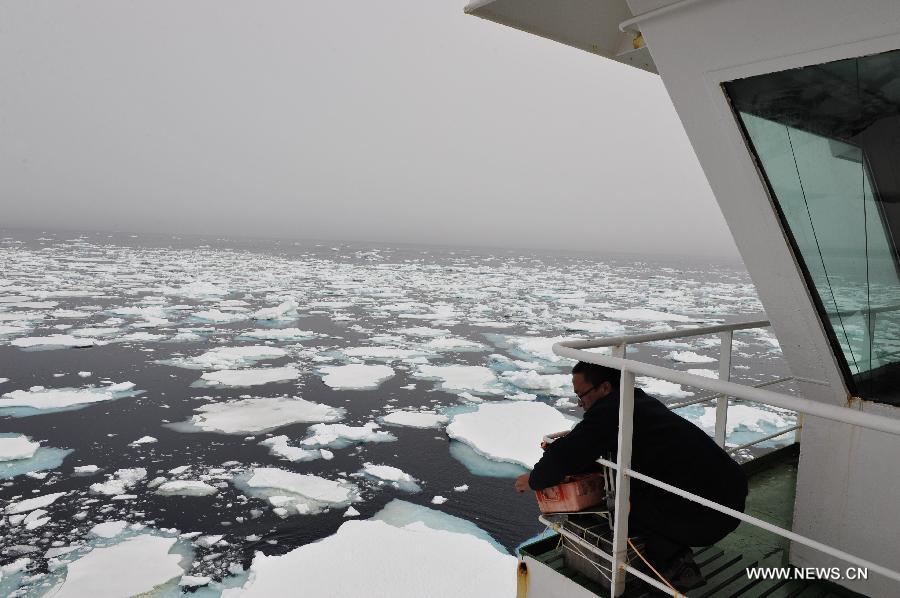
514, 473, 531, 493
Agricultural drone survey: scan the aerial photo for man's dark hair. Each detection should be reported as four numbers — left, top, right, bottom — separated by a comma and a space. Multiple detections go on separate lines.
572, 361, 621, 388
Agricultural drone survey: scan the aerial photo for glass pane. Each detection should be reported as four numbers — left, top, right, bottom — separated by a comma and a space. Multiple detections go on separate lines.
724, 49, 900, 405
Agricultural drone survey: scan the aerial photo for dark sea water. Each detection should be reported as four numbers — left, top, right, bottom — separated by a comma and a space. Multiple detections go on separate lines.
0, 229, 794, 595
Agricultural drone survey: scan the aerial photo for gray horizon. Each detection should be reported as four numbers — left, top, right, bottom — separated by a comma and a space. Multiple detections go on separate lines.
0, 1, 739, 260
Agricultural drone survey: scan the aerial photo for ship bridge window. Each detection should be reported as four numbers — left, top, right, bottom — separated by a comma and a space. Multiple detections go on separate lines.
724, 49, 900, 405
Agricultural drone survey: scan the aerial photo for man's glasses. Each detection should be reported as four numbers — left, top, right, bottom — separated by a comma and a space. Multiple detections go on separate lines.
576, 385, 597, 400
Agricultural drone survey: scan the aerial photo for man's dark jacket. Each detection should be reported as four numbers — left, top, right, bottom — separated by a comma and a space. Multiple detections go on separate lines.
529, 387, 747, 509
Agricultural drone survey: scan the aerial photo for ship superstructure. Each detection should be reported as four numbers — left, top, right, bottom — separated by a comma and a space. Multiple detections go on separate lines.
465, 1, 900, 596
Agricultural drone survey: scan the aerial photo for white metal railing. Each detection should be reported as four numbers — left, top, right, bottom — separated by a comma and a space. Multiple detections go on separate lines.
548, 319, 900, 597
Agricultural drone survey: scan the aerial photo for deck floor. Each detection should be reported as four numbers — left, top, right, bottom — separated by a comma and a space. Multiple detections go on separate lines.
520, 445, 867, 597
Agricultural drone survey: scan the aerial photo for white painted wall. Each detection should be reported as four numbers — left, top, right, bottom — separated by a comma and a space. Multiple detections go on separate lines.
629, 0, 900, 594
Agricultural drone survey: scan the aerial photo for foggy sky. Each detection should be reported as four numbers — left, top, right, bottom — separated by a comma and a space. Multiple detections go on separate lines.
0, 1, 739, 259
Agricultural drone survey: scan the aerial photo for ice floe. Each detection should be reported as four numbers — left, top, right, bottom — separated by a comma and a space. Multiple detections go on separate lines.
340, 346, 428, 361
0, 382, 140, 416
668, 350, 717, 363
222, 500, 514, 597
603, 308, 693, 322
238, 328, 319, 342
394, 326, 451, 337
0, 434, 40, 461
251, 300, 298, 321
259, 435, 328, 462
565, 320, 626, 334
5, 491, 67, 514
161, 346, 288, 370
48, 533, 188, 597
129, 435, 158, 446
500, 370, 573, 396
299, 422, 396, 449
636, 377, 695, 399
232, 467, 359, 515
89, 520, 129, 538
318, 364, 394, 390
413, 364, 504, 396
381, 410, 448, 429
89, 468, 147, 496
446, 402, 576, 469
0, 433, 73, 480
698, 404, 793, 434
171, 396, 343, 435
156, 480, 219, 497
10, 334, 106, 349
686, 368, 718, 379
197, 366, 301, 387
424, 337, 487, 352
358, 463, 421, 493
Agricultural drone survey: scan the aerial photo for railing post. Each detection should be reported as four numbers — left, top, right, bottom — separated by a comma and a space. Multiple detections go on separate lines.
715, 330, 733, 448
611, 359, 635, 598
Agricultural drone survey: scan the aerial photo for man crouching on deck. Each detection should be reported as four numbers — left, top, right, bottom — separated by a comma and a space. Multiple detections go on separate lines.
515, 361, 748, 592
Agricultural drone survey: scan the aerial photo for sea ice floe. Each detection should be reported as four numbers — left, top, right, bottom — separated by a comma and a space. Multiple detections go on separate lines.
565, 320, 626, 334
222, 499, 514, 597
0, 433, 40, 461
431, 496, 447, 505
668, 350, 717, 364
116, 331, 167, 343
156, 480, 219, 497
318, 364, 395, 390
89, 468, 147, 496
129, 435, 158, 446
50, 309, 92, 319
0, 311, 45, 323
10, 334, 106, 350
161, 346, 288, 370
381, 410, 448, 429
89, 520, 129, 538
500, 370, 573, 396
424, 337, 487, 352
170, 396, 344, 435
394, 326, 451, 337
686, 368, 718, 379
5, 491, 67, 514
251, 301, 298, 321
358, 463, 421, 493
197, 366, 301, 387
166, 280, 230, 298
446, 402, 576, 470
0, 433, 73, 480
232, 467, 359, 515
259, 436, 328, 462
340, 346, 428, 361
238, 328, 319, 342
697, 404, 794, 435
603, 308, 694, 322
73, 465, 100, 475
0, 382, 140, 417
108, 305, 168, 319
191, 309, 248, 324
413, 365, 504, 396
48, 533, 188, 597
636, 377, 695, 399
71, 327, 121, 337
505, 391, 538, 401
491, 335, 577, 364
299, 422, 396, 449
0, 325, 31, 336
